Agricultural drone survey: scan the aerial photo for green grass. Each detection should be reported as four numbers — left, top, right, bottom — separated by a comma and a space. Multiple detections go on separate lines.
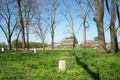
0, 48, 120, 80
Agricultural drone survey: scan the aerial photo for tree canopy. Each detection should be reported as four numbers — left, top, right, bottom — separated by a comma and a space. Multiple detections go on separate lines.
93, 36, 99, 43
65, 36, 78, 44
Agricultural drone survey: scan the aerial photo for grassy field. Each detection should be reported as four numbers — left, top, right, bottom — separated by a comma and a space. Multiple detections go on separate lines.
0, 47, 120, 80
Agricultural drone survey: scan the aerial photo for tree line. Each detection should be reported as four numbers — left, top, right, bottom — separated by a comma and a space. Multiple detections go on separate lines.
0, 0, 120, 54
0, 41, 47, 50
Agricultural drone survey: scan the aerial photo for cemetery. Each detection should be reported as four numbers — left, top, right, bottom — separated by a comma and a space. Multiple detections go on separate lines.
0, 0, 120, 79
0, 47, 120, 79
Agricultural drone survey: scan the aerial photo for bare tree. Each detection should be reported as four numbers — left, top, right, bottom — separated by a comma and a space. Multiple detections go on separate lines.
115, 0, 120, 51
61, 1, 75, 49
75, 0, 92, 49
32, 4, 48, 50
23, 0, 36, 50
105, 0, 119, 53
110, 0, 118, 53
45, 0, 60, 50
16, 0, 26, 53
0, 0, 19, 50
15, 28, 21, 50
115, 0, 120, 31
94, 0, 108, 54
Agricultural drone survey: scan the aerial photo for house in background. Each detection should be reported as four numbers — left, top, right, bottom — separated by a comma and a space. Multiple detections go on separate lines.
86, 40, 95, 46
60, 39, 73, 47
53, 44, 60, 47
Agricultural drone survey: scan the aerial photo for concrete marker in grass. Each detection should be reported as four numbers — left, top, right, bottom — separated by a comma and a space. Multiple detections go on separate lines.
2, 48, 4, 51
59, 60, 66, 70
34, 49, 36, 53
25, 48, 28, 53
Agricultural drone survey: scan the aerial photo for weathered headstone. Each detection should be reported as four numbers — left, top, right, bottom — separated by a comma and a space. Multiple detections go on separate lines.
34, 49, 36, 53
25, 48, 28, 53
59, 60, 66, 70
45, 48, 47, 50
94, 47, 97, 49
2, 48, 4, 51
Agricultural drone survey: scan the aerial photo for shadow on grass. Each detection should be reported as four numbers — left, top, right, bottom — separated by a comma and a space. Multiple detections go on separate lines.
75, 56, 100, 80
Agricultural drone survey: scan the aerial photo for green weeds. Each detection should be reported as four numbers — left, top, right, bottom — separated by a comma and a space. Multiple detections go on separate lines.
0, 49, 120, 80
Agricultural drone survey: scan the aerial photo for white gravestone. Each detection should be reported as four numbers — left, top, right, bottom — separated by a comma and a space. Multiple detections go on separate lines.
2, 48, 4, 51
25, 48, 28, 53
59, 60, 66, 70
34, 49, 36, 53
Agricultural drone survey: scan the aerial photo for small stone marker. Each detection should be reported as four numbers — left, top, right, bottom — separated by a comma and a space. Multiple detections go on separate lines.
45, 48, 47, 50
2, 48, 4, 51
59, 60, 66, 70
25, 48, 28, 53
34, 49, 36, 53
94, 47, 97, 49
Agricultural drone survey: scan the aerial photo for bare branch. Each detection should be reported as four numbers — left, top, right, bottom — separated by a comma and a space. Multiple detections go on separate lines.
115, 0, 120, 31
87, 0, 96, 16
0, 25, 8, 41
11, 20, 20, 36
0, 13, 8, 24
105, 0, 111, 15
61, 11, 72, 29
76, 22, 83, 34
0, 6, 9, 19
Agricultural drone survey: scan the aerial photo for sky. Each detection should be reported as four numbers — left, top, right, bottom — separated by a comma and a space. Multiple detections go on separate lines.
0, 0, 120, 45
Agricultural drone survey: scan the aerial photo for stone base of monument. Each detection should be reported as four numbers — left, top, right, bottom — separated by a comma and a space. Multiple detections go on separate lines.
59, 60, 66, 70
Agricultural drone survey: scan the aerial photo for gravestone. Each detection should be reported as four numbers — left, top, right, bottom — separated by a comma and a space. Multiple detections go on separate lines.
2, 48, 4, 51
45, 48, 47, 50
59, 60, 66, 70
34, 49, 36, 53
25, 48, 28, 53
94, 47, 97, 49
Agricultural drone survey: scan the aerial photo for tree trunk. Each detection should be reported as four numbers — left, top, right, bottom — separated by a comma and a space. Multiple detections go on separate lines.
17, 0, 26, 53
73, 33, 75, 49
83, 20, 86, 49
110, 0, 118, 53
8, 39, 12, 50
115, 0, 120, 51
8, 18, 12, 50
27, 31, 29, 50
15, 29, 21, 50
94, 0, 107, 54
51, 29, 54, 50
25, 7, 29, 51
51, 34, 54, 50
114, 26, 118, 53
97, 21, 107, 54
42, 41, 45, 50
15, 39, 18, 50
